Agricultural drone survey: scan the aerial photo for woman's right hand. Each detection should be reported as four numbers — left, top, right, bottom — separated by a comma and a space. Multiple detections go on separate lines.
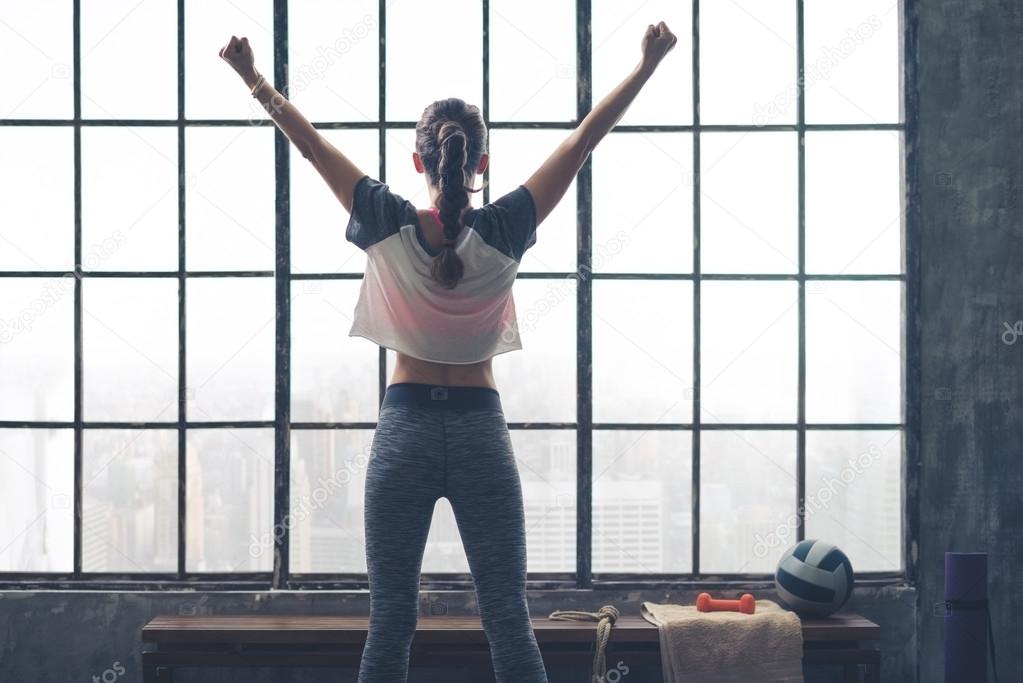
640, 21, 677, 70
219, 35, 257, 85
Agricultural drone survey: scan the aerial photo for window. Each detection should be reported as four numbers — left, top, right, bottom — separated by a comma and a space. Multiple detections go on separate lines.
0, 0, 906, 587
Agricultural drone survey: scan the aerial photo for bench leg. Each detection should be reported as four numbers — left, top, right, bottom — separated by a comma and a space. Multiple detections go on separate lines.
843, 663, 859, 683
863, 661, 880, 683
156, 667, 174, 682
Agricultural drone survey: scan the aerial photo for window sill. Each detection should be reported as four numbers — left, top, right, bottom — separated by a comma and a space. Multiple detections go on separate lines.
0, 573, 911, 593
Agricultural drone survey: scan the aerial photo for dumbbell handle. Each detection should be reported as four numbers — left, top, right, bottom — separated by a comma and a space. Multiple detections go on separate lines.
696, 592, 756, 614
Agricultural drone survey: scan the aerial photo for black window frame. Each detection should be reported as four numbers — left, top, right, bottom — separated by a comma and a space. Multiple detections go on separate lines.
0, 0, 918, 591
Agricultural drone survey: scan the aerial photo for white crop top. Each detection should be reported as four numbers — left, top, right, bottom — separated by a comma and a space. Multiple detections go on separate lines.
345, 174, 538, 364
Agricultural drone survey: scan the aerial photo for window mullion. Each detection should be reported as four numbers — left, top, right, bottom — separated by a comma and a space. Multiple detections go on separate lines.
796, 0, 807, 545
483, 0, 491, 205
691, 0, 702, 578
176, 0, 187, 579
377, 0, 388, 407
72, 0, 84, 578
272, 0, 292, 590
576, 0, 593, 589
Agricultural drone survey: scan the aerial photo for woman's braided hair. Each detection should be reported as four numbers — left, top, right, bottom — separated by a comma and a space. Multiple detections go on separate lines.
415, 98, 487, 289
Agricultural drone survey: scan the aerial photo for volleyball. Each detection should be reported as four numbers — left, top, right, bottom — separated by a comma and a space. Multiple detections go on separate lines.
774, 540, 854, 617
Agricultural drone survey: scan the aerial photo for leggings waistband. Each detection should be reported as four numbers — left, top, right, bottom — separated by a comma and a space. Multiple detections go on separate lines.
382, 382, 503, 412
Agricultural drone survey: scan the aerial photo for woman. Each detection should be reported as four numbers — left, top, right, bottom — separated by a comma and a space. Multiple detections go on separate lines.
220, 21, 676, 683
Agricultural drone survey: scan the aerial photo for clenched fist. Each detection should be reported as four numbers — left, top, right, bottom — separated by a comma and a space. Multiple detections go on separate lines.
641, 21, 677, 69
219, 35, 256, 83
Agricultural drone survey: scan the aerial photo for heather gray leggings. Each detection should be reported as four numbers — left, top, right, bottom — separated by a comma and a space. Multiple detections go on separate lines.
357, 382, 548, 683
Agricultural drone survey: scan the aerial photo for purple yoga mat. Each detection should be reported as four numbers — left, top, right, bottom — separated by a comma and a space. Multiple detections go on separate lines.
945, 552, 988, 683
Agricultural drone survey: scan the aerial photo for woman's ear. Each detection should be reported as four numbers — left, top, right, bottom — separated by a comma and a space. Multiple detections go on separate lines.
412, 151, 425, 174
476, 153, 489, 175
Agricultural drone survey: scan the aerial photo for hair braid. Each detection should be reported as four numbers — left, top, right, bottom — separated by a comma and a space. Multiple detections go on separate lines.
415, 98, 487, 289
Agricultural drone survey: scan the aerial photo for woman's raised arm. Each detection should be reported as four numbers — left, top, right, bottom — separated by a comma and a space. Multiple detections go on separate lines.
523, 21, 677, 228
218, 35, 364, 213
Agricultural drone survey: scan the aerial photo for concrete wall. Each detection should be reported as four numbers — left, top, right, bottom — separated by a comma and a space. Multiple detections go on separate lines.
4, 0, 1023, 681
914, 0, 1023, 681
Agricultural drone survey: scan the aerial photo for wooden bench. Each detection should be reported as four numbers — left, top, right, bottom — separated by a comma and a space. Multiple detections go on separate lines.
142, 612, 880, 682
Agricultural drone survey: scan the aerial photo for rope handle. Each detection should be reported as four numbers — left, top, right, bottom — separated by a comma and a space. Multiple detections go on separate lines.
549, 605, 621, 683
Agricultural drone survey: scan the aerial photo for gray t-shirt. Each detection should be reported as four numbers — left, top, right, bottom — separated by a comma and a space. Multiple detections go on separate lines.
345, 174, 538, 364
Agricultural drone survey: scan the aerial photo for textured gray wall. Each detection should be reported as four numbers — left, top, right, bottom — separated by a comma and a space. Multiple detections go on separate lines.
4, 0, 1022, 681
914, 0, 1023, 681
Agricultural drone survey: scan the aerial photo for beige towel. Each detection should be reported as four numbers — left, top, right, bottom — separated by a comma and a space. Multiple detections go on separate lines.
640, 599, 803, 683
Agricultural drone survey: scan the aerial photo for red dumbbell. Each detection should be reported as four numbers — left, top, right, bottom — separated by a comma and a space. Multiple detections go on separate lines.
696, 592, 756, 614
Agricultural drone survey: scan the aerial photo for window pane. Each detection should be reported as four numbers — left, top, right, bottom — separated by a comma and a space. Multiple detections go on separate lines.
81, 0, 176, 119
512, 430, 576, 573
385, 348, 395, 381
804, 0, 900, 124
289, 429, 374, 573
0, 127, 73, 269
291, 280, 379, 423
593, 431, 691, 573
185, 0, 274, 121
593, 132, 693, 274
701, 132, 798, 274
592, 0, 692, 125
489, 130, 576, 273
423, 432, 577, 576
593, 281, 693, 424
288, 0, 379, 122
494, 279, 576, 424
806, 131, 902, 274
701, 430, 795, 573
386, 0, 481, 121
384, 127, 431, 209
82, 429, 177, 572
806, 430, 901, 571
187, 278, 275, 421
0, 429, 73, 572
701, 0, 797, 125
0, 1, 72, 119
186, 428, 274, 572
186, 127, 275, 271
422, 499, 468, 573
292, 130, 378, 274
701, 282, 798, 424
490, 0, 575, 122
82, 127, 178, 271
83, 279, 178, 422
0, 278, 74, 421
807, 281, 901, 423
